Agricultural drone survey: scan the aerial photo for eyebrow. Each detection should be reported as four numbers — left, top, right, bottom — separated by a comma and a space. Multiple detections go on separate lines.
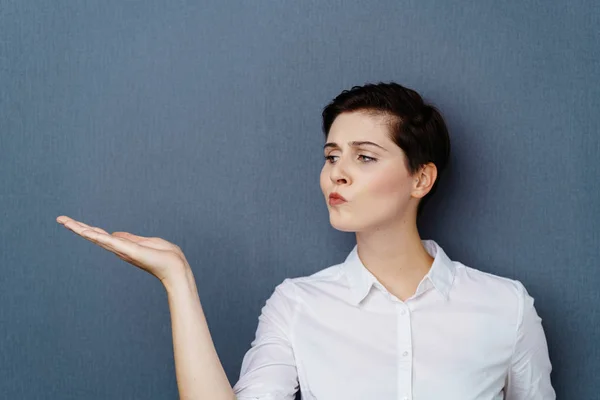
323, 141, 388, 152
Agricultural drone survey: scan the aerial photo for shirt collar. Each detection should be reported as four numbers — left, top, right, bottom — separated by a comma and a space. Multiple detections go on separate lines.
342, 239, 456, 306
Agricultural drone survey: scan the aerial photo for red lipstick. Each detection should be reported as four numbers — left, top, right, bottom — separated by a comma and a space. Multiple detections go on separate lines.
329, 192, 347, 206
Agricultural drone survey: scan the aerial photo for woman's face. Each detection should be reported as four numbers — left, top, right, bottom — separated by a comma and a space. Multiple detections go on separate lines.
319, 111, 421, 233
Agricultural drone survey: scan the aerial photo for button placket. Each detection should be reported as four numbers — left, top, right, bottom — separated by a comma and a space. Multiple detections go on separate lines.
396, 302, 413, 399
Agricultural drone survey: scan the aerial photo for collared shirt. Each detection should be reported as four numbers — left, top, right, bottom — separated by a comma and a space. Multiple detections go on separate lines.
232, 239, 555, 400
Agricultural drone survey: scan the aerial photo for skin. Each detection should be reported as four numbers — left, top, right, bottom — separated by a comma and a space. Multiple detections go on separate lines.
55, 109, 438, 398
320, 110, 438, 301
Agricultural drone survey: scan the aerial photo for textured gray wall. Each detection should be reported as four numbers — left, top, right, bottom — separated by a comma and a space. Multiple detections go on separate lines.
1, 1, 598, 398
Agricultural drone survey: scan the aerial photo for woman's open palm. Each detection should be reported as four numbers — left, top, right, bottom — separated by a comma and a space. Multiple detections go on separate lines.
56, 215, 188, 284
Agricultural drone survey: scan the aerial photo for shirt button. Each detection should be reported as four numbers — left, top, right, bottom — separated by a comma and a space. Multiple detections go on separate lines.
402, 351, 409, 357
399, 308, 406, 315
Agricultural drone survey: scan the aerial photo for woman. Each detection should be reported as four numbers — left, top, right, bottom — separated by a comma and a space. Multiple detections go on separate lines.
57, 82, 555, 399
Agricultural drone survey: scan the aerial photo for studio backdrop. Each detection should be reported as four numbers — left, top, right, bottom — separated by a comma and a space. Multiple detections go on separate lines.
1, 0, 598, 398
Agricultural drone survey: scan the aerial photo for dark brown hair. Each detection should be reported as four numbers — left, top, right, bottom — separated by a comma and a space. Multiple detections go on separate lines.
322, 82, 451, 217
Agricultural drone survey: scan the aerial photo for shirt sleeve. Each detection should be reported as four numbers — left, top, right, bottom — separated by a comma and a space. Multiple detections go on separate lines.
505, 280, 556, 400
232, 278, 299, 400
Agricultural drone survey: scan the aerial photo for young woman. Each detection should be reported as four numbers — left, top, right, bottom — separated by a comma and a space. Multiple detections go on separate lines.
57, 82, 555, 400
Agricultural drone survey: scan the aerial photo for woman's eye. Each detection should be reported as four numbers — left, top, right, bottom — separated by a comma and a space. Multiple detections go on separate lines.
358, 155, 376, 163
324, 155, 376, 163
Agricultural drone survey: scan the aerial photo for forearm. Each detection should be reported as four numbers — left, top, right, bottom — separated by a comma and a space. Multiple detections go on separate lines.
163, 265, 236, 400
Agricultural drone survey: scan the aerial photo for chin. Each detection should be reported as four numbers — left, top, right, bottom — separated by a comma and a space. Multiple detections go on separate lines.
329, 210, 395, 234
329, 215, 363, 233
330, 224, 356, 233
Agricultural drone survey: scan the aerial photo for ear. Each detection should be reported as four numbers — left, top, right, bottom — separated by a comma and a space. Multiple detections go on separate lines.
411, 163, 437, 199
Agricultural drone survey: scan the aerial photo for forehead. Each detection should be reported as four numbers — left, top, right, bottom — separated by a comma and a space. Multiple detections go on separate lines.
327, 111, 395, 143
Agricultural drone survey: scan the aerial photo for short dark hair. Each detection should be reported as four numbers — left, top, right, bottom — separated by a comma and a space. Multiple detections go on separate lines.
321, 82, 451, 217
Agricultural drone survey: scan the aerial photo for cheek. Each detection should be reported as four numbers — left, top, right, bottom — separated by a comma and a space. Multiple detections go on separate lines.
362, 167, 413, 202
319, 166, 328, 194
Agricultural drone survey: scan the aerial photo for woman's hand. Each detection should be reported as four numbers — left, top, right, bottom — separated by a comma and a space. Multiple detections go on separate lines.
56, 215, 189, 285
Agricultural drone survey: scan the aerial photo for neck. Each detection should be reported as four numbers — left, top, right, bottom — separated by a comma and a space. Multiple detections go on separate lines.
354, 215, 434, 301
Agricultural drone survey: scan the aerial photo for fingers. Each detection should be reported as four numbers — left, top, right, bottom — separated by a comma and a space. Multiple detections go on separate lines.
66, 221, 109, 236
57, 215, 148, 263
79, 230, 139, 258
57, 217, 147, 241
57, 215, 186, 278
80, 229, 163, 270
112, 231, 148, 243
79, 228, 146, 264
57, 215, 126, 253
57, 216, 109, 235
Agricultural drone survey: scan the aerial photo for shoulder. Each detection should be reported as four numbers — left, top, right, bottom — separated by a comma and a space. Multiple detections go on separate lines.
453, 261, 524, 296
269, 262, 349, 304
451, 261, 531, 319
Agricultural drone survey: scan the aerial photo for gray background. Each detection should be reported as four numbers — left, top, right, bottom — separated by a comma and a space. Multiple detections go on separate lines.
1, 0, 598, 398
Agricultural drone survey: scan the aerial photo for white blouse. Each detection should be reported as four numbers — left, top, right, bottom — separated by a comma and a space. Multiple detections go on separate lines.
232, 239, 555, 400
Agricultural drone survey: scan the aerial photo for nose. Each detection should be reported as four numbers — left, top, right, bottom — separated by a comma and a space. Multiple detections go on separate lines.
329, 157, 350, 185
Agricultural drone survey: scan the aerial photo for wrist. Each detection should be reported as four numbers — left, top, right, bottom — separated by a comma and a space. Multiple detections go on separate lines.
162, 262, 196, 294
